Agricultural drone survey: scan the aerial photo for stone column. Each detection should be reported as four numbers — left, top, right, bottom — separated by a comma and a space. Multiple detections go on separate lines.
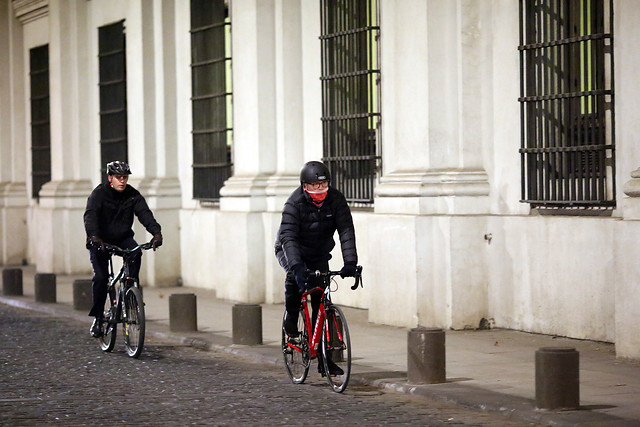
613, 1, 640, 359
262, 0, 322, 303
0, 1, 28, 265
368, 0, 493, 328
375, 0, 490, 216
615, 169, 640, 358
219, 0, 278, 213
31, 0, 94, 274
126, 0, 181, 287
214, 0, 317, 303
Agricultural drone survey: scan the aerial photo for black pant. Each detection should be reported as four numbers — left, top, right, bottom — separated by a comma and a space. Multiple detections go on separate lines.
284, 259, 329, 329
88, 237, 141, 317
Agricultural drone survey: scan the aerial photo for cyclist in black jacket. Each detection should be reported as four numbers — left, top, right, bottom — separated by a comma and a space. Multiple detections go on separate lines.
275, 161, 358, 376
83, 161, 163, 337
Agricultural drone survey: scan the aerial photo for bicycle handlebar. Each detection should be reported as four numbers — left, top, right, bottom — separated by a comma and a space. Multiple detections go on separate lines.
307, 265, 363, 290
103, 241, 154, 256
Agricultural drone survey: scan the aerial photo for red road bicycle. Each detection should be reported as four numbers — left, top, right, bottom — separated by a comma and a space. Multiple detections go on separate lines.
281, 266, 363, 393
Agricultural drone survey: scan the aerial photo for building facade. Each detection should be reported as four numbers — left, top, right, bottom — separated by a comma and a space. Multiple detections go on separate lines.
2, 0, 640, 358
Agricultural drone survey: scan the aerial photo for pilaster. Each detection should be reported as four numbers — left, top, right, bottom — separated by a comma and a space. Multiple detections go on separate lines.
0, 183, 28, 265
132, 177, 181, 287
370, 0, 491, 329
220, 0, 277, 212
375, 0, 491, 215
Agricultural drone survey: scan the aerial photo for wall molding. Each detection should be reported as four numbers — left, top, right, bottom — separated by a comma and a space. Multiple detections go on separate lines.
12, 0, 48, 25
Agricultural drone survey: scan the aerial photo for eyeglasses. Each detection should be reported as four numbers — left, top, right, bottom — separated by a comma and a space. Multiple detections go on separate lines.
112, 175, 129, 182
305, 181, 329, 190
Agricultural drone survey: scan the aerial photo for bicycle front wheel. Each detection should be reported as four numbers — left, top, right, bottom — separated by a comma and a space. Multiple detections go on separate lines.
98, 287, 117, 352
282, 311, 310, 384
123, 286, 145, 358
321, 305, 351, 393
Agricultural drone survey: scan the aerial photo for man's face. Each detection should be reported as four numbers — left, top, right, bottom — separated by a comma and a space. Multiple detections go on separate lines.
108, 174, 129, 192
303, 181, 329, 192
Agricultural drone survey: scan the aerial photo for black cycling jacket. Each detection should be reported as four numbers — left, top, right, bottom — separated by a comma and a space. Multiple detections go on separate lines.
83, 182, 161, 247
275, 186, 357, 270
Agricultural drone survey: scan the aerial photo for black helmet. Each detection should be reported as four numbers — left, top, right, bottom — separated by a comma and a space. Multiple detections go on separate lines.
106, 161, 132, 175
300, 161, 331, 184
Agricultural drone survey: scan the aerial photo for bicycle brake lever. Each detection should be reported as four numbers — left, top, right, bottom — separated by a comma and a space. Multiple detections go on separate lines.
350, 266, 363, 290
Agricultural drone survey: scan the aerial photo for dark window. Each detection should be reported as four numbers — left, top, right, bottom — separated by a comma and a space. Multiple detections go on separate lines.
320, 0, 381, 205
519, 0, 615, 208
29, 44, 50, 199
98, 20, 128, 179
191, 0, 233, 201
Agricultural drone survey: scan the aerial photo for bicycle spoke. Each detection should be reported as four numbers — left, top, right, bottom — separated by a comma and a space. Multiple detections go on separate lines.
123, 287, 145, 358
282, 312, 310, 384
98, 289, 117, 352
321, 305, 351, 393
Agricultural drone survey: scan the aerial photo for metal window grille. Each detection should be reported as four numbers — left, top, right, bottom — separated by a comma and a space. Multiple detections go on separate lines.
191, 0, 233, 201
320, 0, 381, 205
98, 20, 128, 179
519, 0, 615, 208
29, 45, 51, 199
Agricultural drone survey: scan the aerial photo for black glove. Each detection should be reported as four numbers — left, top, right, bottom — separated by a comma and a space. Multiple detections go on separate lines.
292, 263, 309, 293
340, 262, 357, 278
150, 233, 163, 251
90, 236, 104, 251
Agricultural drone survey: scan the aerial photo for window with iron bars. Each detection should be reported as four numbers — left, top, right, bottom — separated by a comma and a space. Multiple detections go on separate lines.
320, 0, 381, 205
98, 21, 128, 180
519, 0, 615, 209
30, 44, 51, 199
191, 0, 233, 201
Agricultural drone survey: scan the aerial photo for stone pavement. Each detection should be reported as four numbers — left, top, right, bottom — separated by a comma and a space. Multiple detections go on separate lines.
2, 265, 640, 426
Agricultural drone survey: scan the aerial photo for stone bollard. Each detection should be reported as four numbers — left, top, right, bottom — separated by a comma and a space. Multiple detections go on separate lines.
34, 273, 56, 303
73, 279, 93, 311
407, 327, 446, 384
2, 268, 23, 296
535, 347, 580, 410
169, 293, 198, 332
232, 303, 262, 345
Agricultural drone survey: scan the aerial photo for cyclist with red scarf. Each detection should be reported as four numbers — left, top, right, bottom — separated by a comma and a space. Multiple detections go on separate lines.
275, 161, 358, 376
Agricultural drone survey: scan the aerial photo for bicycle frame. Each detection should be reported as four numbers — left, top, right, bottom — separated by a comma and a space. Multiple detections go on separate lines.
286, 267, 362, 358
104, 243, 149, 324
299, 286, 329, 361
97, 242, 152, 358
282, 266, 362, 392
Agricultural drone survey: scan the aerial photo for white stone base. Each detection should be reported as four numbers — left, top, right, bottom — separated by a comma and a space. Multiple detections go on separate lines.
614, 220, 640, 358
0, 182, 28, 265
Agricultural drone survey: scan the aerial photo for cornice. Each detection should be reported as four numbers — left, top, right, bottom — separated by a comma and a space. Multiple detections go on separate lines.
11, 0, 48, 25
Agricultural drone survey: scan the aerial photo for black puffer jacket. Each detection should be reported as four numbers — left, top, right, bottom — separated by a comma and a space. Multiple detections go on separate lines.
275, 186, 357, 269
83, 182, 161, 246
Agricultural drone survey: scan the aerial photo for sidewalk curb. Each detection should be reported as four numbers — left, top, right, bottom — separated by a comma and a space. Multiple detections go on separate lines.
1, 295, 637, 427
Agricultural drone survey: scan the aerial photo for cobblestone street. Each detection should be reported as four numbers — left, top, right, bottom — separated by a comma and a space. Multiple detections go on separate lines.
0, 305, 536, 426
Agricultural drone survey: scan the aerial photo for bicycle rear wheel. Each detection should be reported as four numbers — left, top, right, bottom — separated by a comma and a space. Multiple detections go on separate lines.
98, 287, 117, 352
321, 305, 351, 393
282, 311, 310, 384
123, 286, 145, 358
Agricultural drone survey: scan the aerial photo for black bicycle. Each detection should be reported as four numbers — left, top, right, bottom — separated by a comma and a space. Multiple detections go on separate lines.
96, 242, 152, 358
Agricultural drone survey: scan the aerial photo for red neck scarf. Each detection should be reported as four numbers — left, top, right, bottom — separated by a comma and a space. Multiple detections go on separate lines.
306, 187, 328, 206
